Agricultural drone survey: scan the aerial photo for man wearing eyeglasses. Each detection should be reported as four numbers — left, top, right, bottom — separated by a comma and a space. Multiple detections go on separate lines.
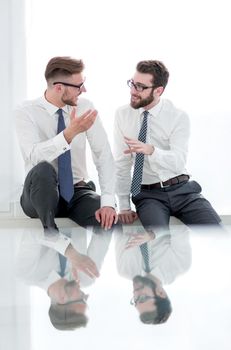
114, 60, 221, 230
15, 56, 117, 234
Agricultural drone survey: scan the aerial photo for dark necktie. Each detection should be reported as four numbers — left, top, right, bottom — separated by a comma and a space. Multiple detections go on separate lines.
58, 253, 67, 277
131, 111, 149, 197
140, 242, 151, 273
57, 109, 74, 202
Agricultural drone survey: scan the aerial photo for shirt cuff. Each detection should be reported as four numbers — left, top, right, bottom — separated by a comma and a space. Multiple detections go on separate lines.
100, 194, 116, 208
40, 233, 71, 255
53, 131, 70, 153
118, 195, 131, 211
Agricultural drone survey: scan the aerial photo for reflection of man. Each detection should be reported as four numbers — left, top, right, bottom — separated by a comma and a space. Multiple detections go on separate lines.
48, 279, 89, 330
115, 223, 191, 324
16, 227, 111, 330
131, 275, 171, 324
114, 60, 221, 230
15, 56, 117, 233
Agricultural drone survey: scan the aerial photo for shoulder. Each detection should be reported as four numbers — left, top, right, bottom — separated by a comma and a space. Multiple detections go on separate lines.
161, 99, 190, 127
14, 97, 44, 113
162, 99, 189, 119
114, 104, 138, 121
115, 103, 132, 115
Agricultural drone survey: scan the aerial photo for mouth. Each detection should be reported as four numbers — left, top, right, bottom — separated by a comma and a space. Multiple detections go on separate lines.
131, 95, 140, 101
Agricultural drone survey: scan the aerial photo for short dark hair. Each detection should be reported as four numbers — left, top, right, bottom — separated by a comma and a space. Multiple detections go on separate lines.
45, 56, 84, 82
136, 60, 169, 89
133, 275, 172, 325
48, 304, 88, 330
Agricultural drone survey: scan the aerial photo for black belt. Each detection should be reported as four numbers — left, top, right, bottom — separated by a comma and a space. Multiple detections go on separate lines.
141, 175, 190, 190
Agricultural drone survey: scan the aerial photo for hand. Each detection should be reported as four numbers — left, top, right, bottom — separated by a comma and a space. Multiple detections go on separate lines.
118, 210, 138, 224
124, 136, 154, 155
95, 207, 118, 230
125, 231, 155, 249
64, 107, 97, 143
65, 245, 99, 279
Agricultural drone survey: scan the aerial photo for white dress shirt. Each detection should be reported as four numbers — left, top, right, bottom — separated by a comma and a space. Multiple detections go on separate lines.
14, 96, 115, 208
115, 223, 192, 285
113, 99, 190, 210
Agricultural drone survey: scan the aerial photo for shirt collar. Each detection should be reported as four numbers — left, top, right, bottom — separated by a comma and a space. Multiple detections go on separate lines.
139, 98, 163, 118
38, 94, 70, 116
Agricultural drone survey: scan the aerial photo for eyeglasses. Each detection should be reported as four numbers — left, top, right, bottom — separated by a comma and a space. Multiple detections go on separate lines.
53, 80, 85, 91
130, 295, 156, 306
127, 79, 156, 92
58, 292, 89, 306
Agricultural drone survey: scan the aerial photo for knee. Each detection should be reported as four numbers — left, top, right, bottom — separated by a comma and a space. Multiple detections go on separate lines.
31, 162, 57, 184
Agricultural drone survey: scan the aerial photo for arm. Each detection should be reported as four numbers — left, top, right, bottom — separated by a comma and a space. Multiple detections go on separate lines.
148, 111, 190, 174
14, 104, 97, 167
86, 114, 116, 208
124, 111, 190, 175
113, 110, 133, 211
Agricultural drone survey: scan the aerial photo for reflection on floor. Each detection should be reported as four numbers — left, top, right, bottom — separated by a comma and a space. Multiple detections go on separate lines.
0, 221, 230, 350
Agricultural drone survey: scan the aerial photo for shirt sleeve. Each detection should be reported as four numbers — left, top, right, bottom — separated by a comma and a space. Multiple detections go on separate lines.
86, 114, 116, 208
14, 107, 70, 167
113, 110, 133, 211
38, 232, 71, 255
148, 111, 190, 175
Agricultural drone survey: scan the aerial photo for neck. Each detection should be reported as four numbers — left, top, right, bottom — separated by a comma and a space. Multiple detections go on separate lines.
144, 96, 160, 111
45, 89, 65, 108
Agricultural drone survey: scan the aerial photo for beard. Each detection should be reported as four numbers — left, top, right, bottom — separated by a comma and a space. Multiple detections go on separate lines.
61, 91, 79, 106
130, 90, 155, 109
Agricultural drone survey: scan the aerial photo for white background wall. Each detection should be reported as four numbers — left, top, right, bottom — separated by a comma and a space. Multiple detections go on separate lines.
1, 0, 231, 215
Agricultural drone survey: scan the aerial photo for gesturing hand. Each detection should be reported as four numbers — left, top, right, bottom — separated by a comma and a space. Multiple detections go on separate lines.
65, 245, 99, 280
124, 136, 154, 155
95, 207, 118, 230
64, 107, 97, 143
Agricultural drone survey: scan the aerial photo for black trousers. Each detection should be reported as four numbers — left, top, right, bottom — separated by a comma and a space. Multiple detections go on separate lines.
132, 180, 221, 231
20, 161, 103, 230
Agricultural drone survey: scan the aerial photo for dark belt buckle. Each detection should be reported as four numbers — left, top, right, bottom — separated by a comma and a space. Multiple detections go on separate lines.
160, 180, 170, 188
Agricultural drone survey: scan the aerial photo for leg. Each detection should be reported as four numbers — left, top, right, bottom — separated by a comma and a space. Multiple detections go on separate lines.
172, 181, 221, 225
68, 186, 101, 227
132, 191, 171, 232
20, 162, 59, 229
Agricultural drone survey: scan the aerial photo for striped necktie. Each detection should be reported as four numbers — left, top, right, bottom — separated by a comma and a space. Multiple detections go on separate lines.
131, 111, 149, 197
140, 242, 151, 273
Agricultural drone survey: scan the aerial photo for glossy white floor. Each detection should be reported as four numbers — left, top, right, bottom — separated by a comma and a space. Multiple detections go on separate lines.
0, 221, 230, 350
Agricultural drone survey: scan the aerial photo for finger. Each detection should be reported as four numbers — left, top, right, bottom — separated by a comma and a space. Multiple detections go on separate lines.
124, 149, 133, 154
100, 210, 106, 229
103, 211, 111, 230
79, 109, 92, 119
114, 213, 118, 224
86, 264, 100, 278
71, 267, 79, 280
95, 210, 101, 223
107, 213, 115, 229
118, 214, 125, 224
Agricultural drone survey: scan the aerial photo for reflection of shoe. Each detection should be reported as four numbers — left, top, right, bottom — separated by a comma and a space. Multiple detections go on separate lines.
87, 181, 96, 191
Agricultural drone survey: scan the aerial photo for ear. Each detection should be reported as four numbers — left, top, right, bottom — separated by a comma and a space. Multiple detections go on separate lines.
155, 86, 164, 97
155, 286, 167, 298
53, 83, 63, 93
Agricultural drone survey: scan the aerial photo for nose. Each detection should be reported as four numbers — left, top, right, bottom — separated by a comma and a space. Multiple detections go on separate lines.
81, 85, 87, 93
